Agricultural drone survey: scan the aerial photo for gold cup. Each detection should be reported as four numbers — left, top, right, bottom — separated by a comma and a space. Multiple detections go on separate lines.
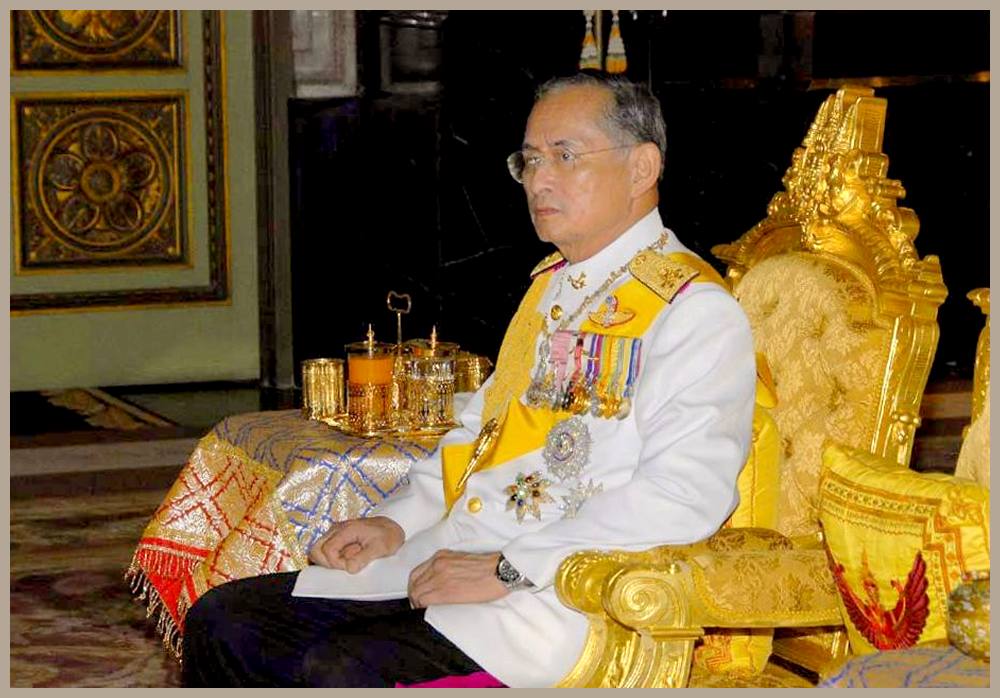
455, 352, 494, 393
301, 358, 345, 421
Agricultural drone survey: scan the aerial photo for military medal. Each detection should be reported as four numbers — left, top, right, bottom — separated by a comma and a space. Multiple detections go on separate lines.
560, 478, 604, 519
504, 471, 554, 523
615, 338, 641, 420
543, 417, 592, 481
523, 232, 663, 412
588, 294, 636, 329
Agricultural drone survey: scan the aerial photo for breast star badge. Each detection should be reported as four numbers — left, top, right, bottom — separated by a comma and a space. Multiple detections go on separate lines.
504, 471, 554, 523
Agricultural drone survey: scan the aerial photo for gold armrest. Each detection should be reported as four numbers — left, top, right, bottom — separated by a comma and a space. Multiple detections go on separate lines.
685, 548, 841, 627
555, 547, 704, 688
555, 544, 841, 687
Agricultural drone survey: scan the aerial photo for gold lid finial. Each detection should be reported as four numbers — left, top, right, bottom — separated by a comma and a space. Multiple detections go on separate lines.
366, 324, 375, 350
430, 325, 437, 349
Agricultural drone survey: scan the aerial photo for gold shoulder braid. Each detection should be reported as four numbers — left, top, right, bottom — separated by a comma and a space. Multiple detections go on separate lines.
628, 250, 699, 303
530, 251, 565, 278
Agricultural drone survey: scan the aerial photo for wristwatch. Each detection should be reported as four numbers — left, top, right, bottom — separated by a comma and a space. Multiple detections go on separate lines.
495, 553, 534, 591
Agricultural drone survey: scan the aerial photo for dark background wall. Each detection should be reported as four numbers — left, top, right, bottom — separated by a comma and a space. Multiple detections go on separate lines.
288, 10, 988, 380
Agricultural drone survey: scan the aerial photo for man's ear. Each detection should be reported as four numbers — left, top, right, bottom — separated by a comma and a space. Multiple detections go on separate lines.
629, 142, 661, 197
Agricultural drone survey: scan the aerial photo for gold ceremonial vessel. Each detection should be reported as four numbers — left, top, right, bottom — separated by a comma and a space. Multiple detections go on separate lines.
301, 358, 345, 422
947, 570, 990, 662
344, 327, 396, 436
300, 293, 493, 438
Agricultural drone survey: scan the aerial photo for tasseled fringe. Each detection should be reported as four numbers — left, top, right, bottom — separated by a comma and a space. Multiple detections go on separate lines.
605, 10, 627, 74
124, 559, 184, 661
132, 545, 199, 579
579, 10, 600, 71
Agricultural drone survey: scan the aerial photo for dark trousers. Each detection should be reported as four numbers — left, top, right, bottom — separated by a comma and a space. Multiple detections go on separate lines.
181, 572, 484, 687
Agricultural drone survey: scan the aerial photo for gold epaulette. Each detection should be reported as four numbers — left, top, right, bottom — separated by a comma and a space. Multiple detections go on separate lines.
530, 251, 565, 278
628, 250, 728, 304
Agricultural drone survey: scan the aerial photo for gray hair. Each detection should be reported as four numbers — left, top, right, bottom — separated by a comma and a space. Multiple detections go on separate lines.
535, 73, 667, 179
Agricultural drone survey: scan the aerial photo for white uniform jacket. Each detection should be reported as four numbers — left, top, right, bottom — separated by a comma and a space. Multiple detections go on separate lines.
293, 209, 757, 687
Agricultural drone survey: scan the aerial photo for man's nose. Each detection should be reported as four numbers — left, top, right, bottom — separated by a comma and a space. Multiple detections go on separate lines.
524, 164, 555, 197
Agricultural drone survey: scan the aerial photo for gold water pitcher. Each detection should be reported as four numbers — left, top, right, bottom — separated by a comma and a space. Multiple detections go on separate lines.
301, 358, 345, 421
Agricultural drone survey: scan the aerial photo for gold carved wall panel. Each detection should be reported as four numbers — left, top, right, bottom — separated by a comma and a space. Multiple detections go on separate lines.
11, 11, 228, 312
12, 10, 182, 71
13, 94, 187, 270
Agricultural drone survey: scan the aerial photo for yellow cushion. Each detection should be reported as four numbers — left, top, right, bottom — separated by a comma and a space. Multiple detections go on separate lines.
736, 252, 890, 539
818, 443, 990, 655
955, 393, 990, 489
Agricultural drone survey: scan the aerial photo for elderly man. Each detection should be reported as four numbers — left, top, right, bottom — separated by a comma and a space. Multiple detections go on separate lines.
182, 73, 756, 688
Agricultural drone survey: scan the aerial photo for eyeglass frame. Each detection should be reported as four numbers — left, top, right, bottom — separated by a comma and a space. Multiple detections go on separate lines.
506, 144, 638, 184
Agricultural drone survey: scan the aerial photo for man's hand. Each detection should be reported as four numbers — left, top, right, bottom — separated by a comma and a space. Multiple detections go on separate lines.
407, 550, 509, 609
308, 516, 404, 574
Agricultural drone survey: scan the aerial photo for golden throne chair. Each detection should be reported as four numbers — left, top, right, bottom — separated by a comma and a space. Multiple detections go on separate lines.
553, 86, 948, 688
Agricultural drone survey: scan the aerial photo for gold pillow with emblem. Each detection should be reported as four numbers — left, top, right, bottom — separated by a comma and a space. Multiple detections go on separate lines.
818, 442, 990, 655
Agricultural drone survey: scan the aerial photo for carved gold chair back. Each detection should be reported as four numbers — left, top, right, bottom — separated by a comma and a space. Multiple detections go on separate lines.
712, 85, 948, 541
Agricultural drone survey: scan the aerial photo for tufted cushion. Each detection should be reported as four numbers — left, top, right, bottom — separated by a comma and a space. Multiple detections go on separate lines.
735, 252, 891, 538
955, 393, 990, 489
818, 443, 990, 655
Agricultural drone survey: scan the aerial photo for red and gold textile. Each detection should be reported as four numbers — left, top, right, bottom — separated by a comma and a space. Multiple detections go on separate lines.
126, 410, 440, 656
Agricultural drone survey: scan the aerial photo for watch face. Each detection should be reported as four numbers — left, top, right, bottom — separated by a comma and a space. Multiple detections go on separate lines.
497, 557, 522, 585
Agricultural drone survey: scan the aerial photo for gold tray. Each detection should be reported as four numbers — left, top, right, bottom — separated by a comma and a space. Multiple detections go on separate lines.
315, 414, 459, 439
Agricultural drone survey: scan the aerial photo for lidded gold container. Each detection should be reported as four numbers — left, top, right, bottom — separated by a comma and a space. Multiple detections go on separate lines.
455, 351, 494, 393
403, 355, 457, 431
345, 329, 396, 436
403, 338, 460, 358
301, 358, 345, 422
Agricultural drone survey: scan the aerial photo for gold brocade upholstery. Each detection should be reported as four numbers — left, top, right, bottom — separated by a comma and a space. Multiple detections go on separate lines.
736, 253, 890, 539
554, 85, 948, 687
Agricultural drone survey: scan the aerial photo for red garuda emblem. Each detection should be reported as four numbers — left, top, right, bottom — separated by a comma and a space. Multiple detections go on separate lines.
830, 549, 930, 650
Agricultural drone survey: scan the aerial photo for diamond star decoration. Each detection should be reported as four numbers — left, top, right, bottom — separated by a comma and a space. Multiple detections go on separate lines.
504, 471, 554, 523
560, 479, 604, 519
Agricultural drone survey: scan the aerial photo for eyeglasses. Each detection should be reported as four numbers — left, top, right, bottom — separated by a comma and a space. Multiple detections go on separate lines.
506, 145, 634, 184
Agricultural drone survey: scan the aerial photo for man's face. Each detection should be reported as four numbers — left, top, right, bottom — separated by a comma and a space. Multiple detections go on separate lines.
520, 85, 634, 260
